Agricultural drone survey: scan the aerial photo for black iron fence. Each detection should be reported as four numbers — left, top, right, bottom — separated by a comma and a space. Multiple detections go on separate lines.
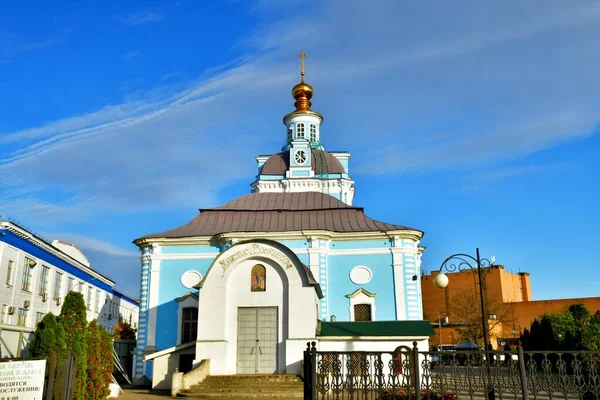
303, 342, 600, 400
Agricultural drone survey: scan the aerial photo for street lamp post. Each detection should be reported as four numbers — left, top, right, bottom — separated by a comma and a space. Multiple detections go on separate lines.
433, 248, 495, 400
438, 312, 448, 349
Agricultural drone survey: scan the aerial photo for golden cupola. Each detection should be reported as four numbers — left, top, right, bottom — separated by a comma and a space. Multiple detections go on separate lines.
284, 52, 323, 123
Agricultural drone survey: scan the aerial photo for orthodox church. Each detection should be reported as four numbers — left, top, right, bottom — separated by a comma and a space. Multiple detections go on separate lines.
133, 55, 433, 388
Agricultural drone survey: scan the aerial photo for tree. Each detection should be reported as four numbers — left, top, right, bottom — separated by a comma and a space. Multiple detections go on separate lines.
581, 322, 600, 352
448, 289, 513, 345
59, 292, 88, 400
522, 304, 600, 351
568, 303, 591, 324
86, 321, 113, 400
30, 313, 66, 357
112, 321, 136, 340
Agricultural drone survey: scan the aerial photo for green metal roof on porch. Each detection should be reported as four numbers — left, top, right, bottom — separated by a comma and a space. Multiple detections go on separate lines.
317, 321, 434, 337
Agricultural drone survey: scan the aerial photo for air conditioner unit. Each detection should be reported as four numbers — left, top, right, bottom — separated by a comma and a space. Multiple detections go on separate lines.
42, 293, 48, 302
24, 300, 30, 309
27, 259, 37, 268
56, 297, 62, 306
8, 307, 15, 315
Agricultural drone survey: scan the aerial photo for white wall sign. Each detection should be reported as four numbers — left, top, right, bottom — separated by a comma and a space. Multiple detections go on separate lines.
350, 266, 372, 284
0, 359, 46, 400
218, 243, 293, 271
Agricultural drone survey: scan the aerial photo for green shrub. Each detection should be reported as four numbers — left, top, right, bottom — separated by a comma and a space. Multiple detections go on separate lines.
30, 313, 66, 357
86, 320, 113, 400
59, 292, 88, 400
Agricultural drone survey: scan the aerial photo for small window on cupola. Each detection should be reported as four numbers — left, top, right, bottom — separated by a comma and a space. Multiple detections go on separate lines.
287, 126, 293, 142
309, 124, 317, 142
297, 123, 305, 138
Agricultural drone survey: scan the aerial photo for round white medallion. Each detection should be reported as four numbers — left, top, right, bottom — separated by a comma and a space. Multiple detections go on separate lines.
180, 270, 202, 289
349, 266, 372, 284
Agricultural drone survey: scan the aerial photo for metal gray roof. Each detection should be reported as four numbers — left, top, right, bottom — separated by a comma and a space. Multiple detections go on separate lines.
141, 192, 420, 239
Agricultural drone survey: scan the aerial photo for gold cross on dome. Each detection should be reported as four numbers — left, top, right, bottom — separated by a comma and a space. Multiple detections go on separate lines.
298, 52, 307, 82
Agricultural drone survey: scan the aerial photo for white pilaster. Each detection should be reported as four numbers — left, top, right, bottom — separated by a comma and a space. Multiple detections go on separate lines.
391, 241, 406, 320
146, 244, 161, 348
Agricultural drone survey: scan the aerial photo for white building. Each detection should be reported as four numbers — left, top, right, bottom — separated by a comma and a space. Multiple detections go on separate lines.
0, 219, 139, 357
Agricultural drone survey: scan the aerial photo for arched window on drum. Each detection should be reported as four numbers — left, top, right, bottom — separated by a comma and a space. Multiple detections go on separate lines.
251, 264, 266, 292
309, 124, 317, 142
297, 123, 305, 139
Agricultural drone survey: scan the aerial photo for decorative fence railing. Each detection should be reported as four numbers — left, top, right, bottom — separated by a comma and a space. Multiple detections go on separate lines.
303, 342, 600, 400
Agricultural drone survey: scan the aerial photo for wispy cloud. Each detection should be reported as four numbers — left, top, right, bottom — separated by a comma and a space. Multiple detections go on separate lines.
0, 32, 68, 62
473, 165, 547, 181
123, 11, 164, 26
2, 0, 600, 227
121, 49, 140, 60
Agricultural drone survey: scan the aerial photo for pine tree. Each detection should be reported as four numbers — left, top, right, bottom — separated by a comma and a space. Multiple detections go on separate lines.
30, 313, 66, 357
59, 292, 88, 400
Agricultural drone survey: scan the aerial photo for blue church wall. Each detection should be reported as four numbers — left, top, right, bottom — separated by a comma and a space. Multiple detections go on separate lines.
290, 170, 310, 177
277, 240, 309, 250
294, 252, 309, 266
161, 245, 219, 255
336, 158, 349, 173
326, 253, 396, 321
155, 300, 179, 350
330, 240, 393, 250
155, 258, 212, 350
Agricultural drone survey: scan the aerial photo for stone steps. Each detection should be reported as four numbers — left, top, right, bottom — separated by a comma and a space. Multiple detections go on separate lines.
185, 374, 304, 399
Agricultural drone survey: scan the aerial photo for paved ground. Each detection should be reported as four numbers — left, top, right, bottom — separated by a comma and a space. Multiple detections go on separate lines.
116, 388, 173, 400
115, 388, 304, 400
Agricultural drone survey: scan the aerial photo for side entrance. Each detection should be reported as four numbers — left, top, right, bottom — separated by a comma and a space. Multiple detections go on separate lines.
236, 307, 278, 374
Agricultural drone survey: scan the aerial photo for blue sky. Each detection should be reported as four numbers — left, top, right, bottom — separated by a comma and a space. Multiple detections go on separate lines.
1, 1, 599, 299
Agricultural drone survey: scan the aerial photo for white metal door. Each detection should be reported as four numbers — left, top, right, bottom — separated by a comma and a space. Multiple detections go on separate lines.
237, 307, 278, 374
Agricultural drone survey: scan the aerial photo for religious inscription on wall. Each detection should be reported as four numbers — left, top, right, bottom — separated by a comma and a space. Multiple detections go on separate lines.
0, 360, 46, 400
219, 243, 293, 271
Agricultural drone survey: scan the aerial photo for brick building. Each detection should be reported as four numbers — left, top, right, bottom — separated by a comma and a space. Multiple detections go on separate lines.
421, 266, 600, 349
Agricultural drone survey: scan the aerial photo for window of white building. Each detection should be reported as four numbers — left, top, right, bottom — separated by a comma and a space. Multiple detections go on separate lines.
176, 292, 198, 345
39, 266, 50, 296
67, 277, 74, 292
87, 287, 92, 310
0, 304, 6, 324
310, 124, 317, 141
17, 308, 27, 327
6, 260, 14, 287
297, 123, 305, 138
21, 260, 33, 292
35, 312, 45, 327
182, 307, 198, 343
95, 290, 100, 313
53, 272, 62, 300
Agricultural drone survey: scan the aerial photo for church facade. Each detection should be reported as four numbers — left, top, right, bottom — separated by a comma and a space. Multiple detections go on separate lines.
133, 59, 432, 387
